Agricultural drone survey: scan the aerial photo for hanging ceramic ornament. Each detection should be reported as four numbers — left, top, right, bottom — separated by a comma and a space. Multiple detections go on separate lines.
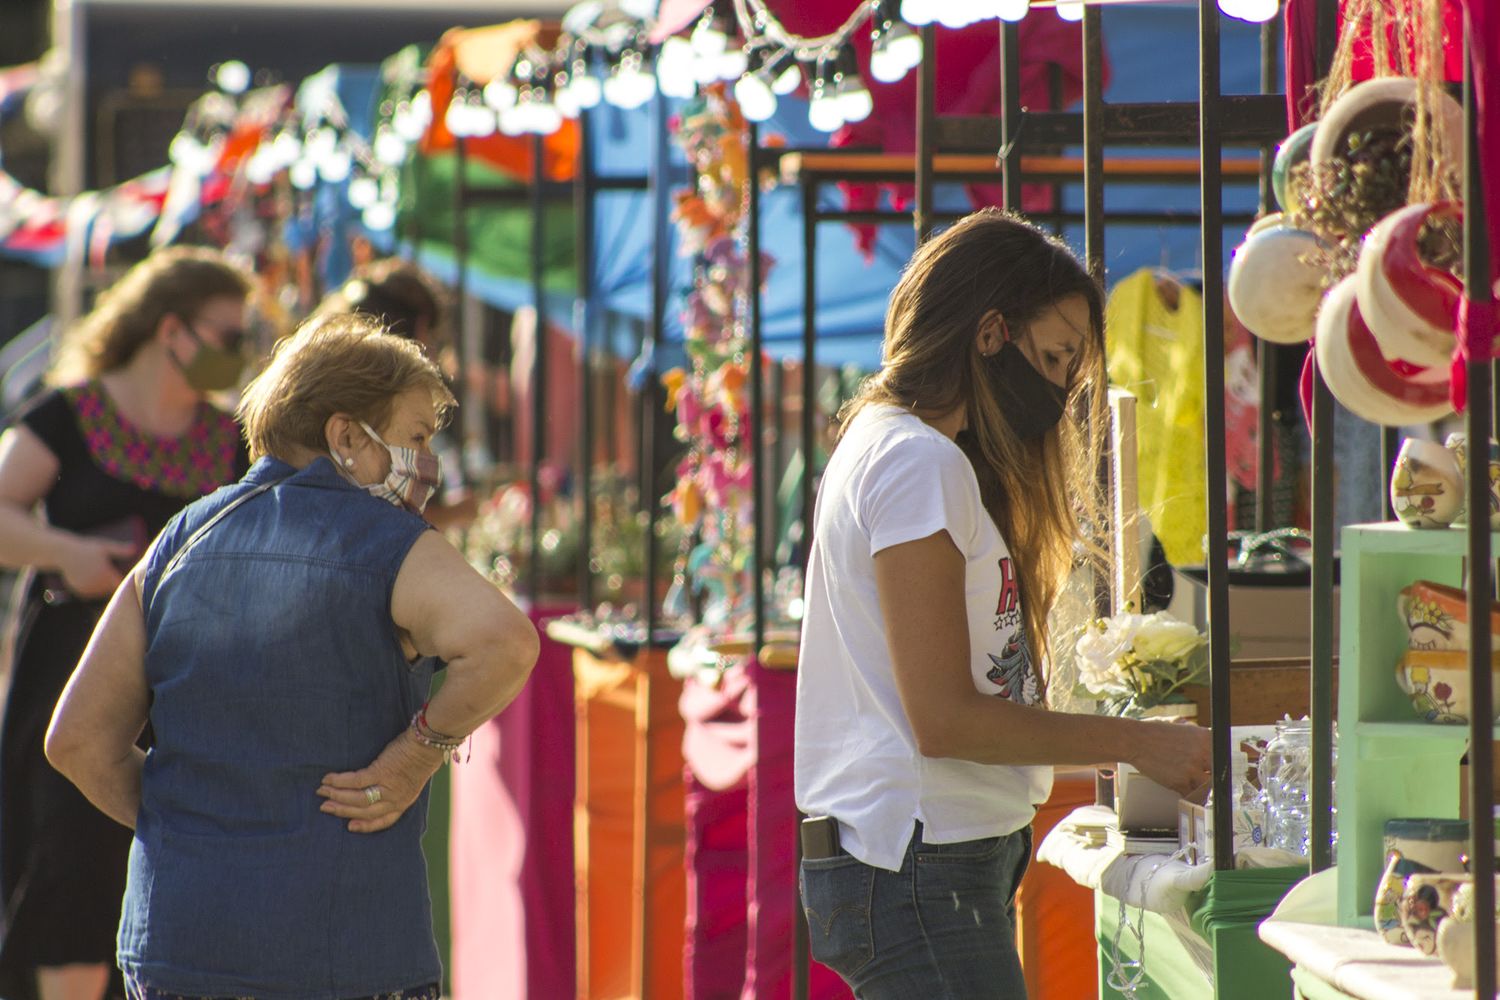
1271, 122, 1318, 210
1355, 201, 1463, 370
1246, 212, 1286, 237
1315, 274, 1453, 426
1309, 77, 1464, 174
1227, 225, 1327, 344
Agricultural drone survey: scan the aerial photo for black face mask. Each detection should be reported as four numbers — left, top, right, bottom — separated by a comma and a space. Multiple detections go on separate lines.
986, 340, 1067, 441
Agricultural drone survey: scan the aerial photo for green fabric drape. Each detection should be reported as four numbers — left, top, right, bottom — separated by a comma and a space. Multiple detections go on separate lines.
1097, 867, 1303, 1000
399, 152, 577, 295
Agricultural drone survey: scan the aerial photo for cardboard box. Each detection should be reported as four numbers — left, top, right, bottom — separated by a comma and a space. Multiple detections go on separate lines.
1114, 763, 1181, 837
1179, 782, 1212, 865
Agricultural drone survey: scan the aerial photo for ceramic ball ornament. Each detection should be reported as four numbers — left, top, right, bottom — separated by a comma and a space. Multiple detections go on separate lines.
1356, 202, 1463, 369
1228, 225, 1327, 344
1271, 122, 1317, 210
1315, 274, 1453, 427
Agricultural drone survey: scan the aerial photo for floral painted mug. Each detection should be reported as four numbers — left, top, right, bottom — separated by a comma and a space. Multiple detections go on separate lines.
1392, 437, 1464, 529
1401, 872, 1469, 955
1444, 433, 1500, 529
1375, 818, 1470, 945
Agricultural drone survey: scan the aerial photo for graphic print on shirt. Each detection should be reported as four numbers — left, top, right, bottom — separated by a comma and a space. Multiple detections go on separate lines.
988, 556, 1040, 705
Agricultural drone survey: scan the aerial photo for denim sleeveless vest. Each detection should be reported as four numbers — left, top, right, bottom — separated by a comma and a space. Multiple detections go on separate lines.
121, 456, 440, 1000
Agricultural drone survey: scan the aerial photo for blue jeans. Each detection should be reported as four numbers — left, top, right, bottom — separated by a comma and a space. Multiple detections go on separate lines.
799, 821, 1033, 999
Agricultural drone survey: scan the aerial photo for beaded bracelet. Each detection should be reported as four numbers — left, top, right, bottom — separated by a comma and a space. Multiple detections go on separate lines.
409, 705, 468, 763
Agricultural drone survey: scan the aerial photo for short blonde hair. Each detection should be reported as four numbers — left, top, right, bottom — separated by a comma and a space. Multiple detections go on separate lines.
238, 313, 455, 462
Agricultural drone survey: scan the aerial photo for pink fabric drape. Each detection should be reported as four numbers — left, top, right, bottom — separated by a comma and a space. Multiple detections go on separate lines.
450, 604, 577, 1000
679, 662, 849, 1000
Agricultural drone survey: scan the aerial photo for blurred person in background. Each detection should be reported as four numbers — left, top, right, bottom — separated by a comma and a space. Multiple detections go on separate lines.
0, 246, 253, 1000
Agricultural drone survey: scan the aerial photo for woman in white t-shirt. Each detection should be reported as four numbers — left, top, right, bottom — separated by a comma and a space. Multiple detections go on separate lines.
794, 210, 1212, 998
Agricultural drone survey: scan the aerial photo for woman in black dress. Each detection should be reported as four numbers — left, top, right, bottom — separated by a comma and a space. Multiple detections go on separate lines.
0, 247, 252, 1000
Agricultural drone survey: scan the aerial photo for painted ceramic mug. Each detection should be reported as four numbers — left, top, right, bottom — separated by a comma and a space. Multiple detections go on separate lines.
1392, 437, 1464, 528
1437, 877, 1500, 989
1376, 817, 1470, 945
1401, 872, 1469, 955
1443, 433, 1500, 529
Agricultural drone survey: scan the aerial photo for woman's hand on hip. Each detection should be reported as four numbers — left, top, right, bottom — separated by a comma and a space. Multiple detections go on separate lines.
317, 729, 447, 833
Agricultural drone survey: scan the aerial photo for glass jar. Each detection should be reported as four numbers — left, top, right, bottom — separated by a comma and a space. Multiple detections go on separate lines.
1262, 719, 1313, 854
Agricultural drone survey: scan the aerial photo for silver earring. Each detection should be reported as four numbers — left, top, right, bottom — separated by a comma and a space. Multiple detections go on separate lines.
343, 456, 354, 468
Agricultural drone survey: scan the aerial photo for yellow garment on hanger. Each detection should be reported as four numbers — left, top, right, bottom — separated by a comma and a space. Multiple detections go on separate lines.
1105, 268, 1207, 567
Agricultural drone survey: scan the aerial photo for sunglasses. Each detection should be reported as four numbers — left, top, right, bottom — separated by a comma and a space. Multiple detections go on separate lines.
180, 318, 248, 355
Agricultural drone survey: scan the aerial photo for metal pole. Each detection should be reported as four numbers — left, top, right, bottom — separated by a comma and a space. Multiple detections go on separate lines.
748, 126, 766, 652
529, 134, 548, 606
791, 174, 817, 1000
1307, 0, 1338, 876
999, 20, 1022, 212
644, 92, 669, 647
576, 110, 596, 611
1082, 1, 1105, 284
771, 361, 786, 549
1463, 40, 1496, 999
1199, 0, 1235, 872
1255, 17, 1278, 533
453, 130, 474, 469
915, 24, 937, 242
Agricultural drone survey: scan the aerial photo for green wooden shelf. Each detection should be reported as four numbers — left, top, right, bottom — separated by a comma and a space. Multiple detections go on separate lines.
1334, 523, 1495, 928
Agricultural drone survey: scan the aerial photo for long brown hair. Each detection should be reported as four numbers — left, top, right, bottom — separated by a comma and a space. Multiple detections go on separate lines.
839, 209, 1108, 668
49, 246, 252, 385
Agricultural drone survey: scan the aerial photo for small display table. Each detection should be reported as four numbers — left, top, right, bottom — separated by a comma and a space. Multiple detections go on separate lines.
1258, 920, 1472, 1000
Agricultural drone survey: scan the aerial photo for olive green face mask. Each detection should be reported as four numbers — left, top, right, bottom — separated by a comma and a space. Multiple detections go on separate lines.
174, 321, 247, 392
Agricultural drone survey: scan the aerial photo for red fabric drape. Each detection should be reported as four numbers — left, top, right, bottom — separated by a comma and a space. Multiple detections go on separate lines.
1457, 0, 1500, 386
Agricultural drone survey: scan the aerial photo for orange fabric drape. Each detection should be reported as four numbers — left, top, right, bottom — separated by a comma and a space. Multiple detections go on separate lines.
1017, 772, 1100, 1000
422, 22, 580, 183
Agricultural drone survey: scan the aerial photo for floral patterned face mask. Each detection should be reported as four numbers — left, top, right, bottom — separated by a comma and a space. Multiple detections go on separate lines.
334, 420, 441, 514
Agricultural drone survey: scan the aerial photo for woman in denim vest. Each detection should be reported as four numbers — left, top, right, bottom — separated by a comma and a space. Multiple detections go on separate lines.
45, 314, 539, 1000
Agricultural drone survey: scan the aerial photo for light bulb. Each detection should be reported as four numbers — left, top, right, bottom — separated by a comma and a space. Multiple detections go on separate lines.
269, 131, 302, 168
347, 176, 380, 209
937, 1, 976, 28
306, 127, 338, 161
900, 0, 936, 26
244, 147, 276, 185
715, 49, 748, 82
691, 18, 728, 58
373, 127, 406, 166
734, 72, 778, 123
392, 105, 423, 142
168, 133, 204, 168
995, 0, 1031, 22
483, 79, 517, 111
317, 147, 352, 183
657, 37, 698, 99
529, 100, 562, 135
412, 90, 432, 127
871, 22, 921, 83
571, 71, 603, 109
808, 81, 843, 133
467, 102, 497, 137
290, 159, 318, 190
362, 201, 396, 231
606, 56, 657, 109
1055, 0, 1084, 21
444, 96, 470, 137
1221, 0, 1279, 21
836, 71, 873, 123
555, 84, 582, 119
771, 60, 802, 95
215, 60, 251, 95
499, 103, 526, 136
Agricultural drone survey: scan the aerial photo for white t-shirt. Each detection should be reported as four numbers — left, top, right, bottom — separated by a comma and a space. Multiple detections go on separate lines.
794, 403, 1053, 872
